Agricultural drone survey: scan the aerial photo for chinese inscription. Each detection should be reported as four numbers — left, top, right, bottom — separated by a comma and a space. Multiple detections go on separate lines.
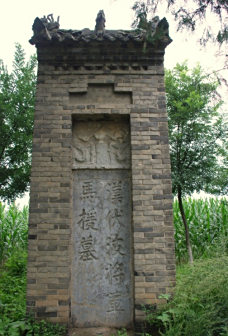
106, 233, 125, 256
107, 292, 125, 313
108, 181, 123, 203
78, 209, 97, 231
81, 181, 96, 201
72, 170, 133, 327
79, 234, 97, 261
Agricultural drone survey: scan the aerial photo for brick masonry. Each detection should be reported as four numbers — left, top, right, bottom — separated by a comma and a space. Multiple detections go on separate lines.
27, 20, 176, 330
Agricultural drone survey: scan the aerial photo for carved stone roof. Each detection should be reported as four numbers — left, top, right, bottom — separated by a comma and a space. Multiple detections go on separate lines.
29, 15, 172, 50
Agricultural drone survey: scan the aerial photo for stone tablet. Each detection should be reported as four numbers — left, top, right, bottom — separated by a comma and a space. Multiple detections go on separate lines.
72, 170, 133, 327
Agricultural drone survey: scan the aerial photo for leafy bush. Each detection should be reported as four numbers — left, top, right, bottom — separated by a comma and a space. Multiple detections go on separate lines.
173, 198, 228, 262
26, 319, 67, 336
145, 256, 228, 336
0, 251, 27, 321
0, 203, 28, 263
0, 251, 66, 336
0, 203, 66, 335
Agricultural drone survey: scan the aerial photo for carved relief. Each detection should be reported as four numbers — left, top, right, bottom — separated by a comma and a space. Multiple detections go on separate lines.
72, 121, 130, 169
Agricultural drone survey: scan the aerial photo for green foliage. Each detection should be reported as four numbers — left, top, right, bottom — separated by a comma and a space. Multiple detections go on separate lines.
132, 0, 228, 44
0, 318, 66, 336
132, 1, 168, 48
132, 1, 149, 30
0, 43, 37, 201
165, 62, 227, 197
0, 203, 28, 263
115, 328, 128, 336
145, 256, 228, 336
206, 141, 228, 195
0, 205, 66, 335
25, 319, 67, 336
165, 62, 227, 262
0, 251, 27, 322
173, 198, 228, 262
0, 251, 28, 336
0, 250, 66, 336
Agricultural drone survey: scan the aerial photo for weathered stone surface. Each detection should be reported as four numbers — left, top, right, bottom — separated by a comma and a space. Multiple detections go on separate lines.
29, 14, 172, 48
95, 10, 106, 34
72, 170, 133, 327
72, 120, 131, 169
69, 84, 132, 105
69, 327, 134, 336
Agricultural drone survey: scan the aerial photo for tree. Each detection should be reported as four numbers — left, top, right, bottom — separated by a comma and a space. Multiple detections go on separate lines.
0, 44, 37, 201
206, 141, 228, 195
132, 0, 228, 45
165, 62, 227, 263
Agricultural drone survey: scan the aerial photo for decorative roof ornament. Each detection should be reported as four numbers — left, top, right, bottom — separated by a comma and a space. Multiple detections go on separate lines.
29, 13, 172, 49
31, 14, 60, 41
95, 10, 105, 35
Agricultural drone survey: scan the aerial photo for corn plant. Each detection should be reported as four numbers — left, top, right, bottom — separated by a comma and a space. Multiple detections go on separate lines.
174, 198, 228, 262
0, 203, 28, 263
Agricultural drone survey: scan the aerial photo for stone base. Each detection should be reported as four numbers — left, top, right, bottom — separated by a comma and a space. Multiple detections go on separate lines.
69, 327, 134, 336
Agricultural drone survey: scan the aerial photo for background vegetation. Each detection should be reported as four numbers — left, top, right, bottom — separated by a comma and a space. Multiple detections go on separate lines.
0, 44, 36, 202
145, 256, 228, 336
173, 198, 228, 262
165, 62, 227, 263
0, 204, 66, 336
144, 197, 228, 336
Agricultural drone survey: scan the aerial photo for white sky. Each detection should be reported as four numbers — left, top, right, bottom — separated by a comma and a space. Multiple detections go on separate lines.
0, 0, 227, 207
1, 0, 227, 71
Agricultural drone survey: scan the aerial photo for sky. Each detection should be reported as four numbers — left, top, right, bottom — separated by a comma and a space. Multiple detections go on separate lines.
0, 0, 227, 207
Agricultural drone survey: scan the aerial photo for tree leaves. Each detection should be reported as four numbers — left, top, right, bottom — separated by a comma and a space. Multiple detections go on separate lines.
0, 44, 37, 201
165, 62, 227, 196
132, 0, 228, 44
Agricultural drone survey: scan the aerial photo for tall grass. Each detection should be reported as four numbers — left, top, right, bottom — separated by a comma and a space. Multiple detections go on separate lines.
0, 203, 28, 264
0, 203, 67, 335
145, 256, 228, 336
173, 198, 228, 262
0, 251, 67, 336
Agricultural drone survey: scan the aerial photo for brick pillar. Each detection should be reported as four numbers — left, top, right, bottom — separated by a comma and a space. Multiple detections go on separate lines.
27, 15, 176, 329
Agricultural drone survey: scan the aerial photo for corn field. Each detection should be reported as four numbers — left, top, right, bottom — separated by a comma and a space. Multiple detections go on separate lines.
174, 198, 228, 262
0, 198, 227, 264
0, 203, 28, 263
